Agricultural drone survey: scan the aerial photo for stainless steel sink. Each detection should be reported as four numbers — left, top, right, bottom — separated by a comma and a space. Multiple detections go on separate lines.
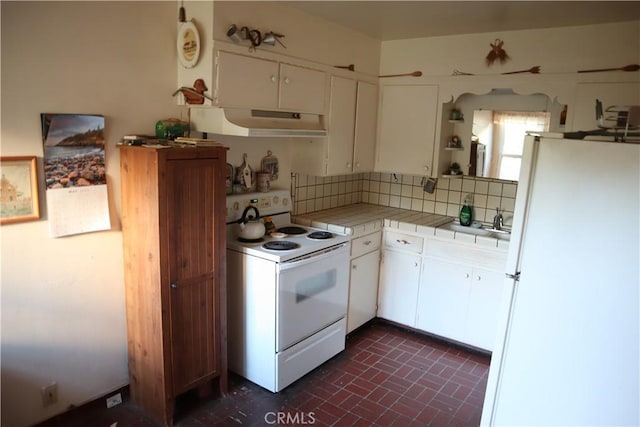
440, 221, 511, 241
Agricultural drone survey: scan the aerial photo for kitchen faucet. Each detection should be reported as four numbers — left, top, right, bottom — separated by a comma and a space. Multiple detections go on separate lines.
493, 208, 504, 230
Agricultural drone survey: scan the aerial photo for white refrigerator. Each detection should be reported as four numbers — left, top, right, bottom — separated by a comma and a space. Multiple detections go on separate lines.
481, 135, 639, 426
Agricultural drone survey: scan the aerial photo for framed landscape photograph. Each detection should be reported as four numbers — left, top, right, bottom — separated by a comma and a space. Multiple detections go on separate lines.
0, 156, 40, 224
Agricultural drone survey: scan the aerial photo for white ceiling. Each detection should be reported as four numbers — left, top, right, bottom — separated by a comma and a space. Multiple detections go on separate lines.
285, 1, 640, 40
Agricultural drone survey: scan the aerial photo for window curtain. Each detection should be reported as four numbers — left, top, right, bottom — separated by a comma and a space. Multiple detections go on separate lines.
489, 111, 550, 179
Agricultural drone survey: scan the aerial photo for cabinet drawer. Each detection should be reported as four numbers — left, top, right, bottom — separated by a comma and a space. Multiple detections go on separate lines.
384, 231, 423, 254
351, 231, 381, 258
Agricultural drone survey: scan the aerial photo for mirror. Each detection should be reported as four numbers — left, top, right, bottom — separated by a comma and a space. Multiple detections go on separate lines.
447, 89, 565, 181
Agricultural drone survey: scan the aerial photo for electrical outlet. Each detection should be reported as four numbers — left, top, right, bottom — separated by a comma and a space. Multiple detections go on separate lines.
41, 382, 58, 407
106, 392, 122, 408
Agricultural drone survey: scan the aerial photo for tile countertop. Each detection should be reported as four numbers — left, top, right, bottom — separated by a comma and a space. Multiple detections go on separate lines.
293, 203, 509, 249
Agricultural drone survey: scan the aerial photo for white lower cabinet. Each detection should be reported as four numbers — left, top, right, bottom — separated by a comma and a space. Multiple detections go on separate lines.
376, 228, 507, 351
377, 249, 421, 327
416, 257, 469, 342
347, 231, 382, 333
417, 258, 505, 350
348, 251, 380, 333
465, 266, 505, 350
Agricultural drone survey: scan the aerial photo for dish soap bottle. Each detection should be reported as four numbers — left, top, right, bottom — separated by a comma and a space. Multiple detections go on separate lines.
459, 196, 473, 226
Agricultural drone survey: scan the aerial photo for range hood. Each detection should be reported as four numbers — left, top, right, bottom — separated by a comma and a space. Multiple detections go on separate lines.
189, 107, 327, 138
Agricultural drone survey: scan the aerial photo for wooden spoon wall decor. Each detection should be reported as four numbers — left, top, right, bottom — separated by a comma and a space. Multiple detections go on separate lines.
577, 64, 640, 73
502, 66, 541, 75
379, 71, 422, 78
334, 64, 355, 71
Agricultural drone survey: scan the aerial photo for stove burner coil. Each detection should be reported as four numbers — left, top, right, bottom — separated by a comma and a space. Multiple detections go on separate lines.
307, 231, 334, 240
263, 241, 300, 251
277, 226, 307, 235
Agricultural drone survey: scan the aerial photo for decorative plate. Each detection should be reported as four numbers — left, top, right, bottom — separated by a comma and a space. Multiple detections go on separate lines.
177, 21, 200, 68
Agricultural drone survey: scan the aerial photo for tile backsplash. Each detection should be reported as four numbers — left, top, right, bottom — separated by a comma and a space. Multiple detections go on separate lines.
292, 172, 517, 226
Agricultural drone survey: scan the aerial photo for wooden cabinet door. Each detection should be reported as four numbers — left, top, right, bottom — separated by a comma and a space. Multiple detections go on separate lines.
347, 250, 380, 333
353, 81, 378, 173
215, 51, 279, 109
377, 250, 421, 326
166, 158, 220, 394
416, 257, 470, 343
278, 63, 326, 113
326, 76, 357, 176
377, 84, 439, 176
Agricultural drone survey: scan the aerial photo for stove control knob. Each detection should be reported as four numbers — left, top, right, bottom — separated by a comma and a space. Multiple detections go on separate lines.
282, 198, 289, 206
233, 202, 239, 211
273, 196, 279, 205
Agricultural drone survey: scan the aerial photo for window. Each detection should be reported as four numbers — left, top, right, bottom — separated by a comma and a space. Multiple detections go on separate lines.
490, 111, 550, 180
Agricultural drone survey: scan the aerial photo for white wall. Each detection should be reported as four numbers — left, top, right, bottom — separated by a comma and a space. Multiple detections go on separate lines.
213, 1, 381, 75
380, 21, 640, 77
0, 2, 181, 426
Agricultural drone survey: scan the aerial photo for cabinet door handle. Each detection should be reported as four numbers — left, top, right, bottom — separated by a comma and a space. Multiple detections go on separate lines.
347, 162, 352, 169
476, 275, 482, 281
424, 165, 430, 172
171, 283, 179, 289
283, 77, 290, 84
396, 239, 411, 245
363, 240, 372, 246
465, 273, 470, 279
270, 75, 277, 83
352, 265, 357, 270
414, 262, 419, 268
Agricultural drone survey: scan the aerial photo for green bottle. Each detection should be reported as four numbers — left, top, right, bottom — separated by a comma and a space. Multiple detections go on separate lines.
459, 200, 473, 226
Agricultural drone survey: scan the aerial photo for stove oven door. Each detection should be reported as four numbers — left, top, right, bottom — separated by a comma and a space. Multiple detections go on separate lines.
276, 243, 350, 352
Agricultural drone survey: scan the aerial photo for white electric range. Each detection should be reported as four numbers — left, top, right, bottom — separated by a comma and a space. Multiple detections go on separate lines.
226, 190, 350, 392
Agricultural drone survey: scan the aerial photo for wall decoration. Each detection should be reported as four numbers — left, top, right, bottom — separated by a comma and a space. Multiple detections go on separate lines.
172, 78, 212, 104
0, 156, 40, 225
261, 150, 279, 181
177, 21, 201, 68
41, 113, 110, 238
502, 66, 541, 75
486, 39, 509, 66
577, 63, 640, 73
379, 70, 422, 78
226, 24, 286, 51
452, 65, 540, 76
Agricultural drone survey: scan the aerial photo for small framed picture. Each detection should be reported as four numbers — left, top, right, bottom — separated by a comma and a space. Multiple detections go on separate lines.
0, 156, 40, 225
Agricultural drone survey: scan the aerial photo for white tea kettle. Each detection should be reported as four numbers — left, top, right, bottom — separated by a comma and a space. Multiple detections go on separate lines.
237, 205, 265, 240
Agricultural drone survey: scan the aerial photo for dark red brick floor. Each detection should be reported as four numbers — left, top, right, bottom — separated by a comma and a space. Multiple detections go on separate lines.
38, 321, 490, 426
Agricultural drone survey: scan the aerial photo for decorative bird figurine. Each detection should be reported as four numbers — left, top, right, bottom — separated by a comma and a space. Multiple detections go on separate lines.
172, 78, 212, 104
486, 39, 510, 66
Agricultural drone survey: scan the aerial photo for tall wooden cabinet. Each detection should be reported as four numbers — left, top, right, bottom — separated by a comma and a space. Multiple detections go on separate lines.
119, 145, 228, 426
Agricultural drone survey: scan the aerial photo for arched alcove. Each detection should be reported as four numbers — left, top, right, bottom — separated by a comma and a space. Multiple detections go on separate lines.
442, 89, 565, 179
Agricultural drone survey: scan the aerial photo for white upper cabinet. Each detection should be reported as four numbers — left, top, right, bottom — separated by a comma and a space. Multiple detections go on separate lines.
215, 51, 278, 110
214, 50, 326, 114
293, 77, 378, 176
353, 81, 378, 173
278, 63, 327, 114
376, 84, 439, 176
326, 76, 357, 175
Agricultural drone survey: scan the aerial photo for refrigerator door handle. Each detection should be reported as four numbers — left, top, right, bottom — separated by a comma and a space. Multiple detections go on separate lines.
506, 272, 521, 281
